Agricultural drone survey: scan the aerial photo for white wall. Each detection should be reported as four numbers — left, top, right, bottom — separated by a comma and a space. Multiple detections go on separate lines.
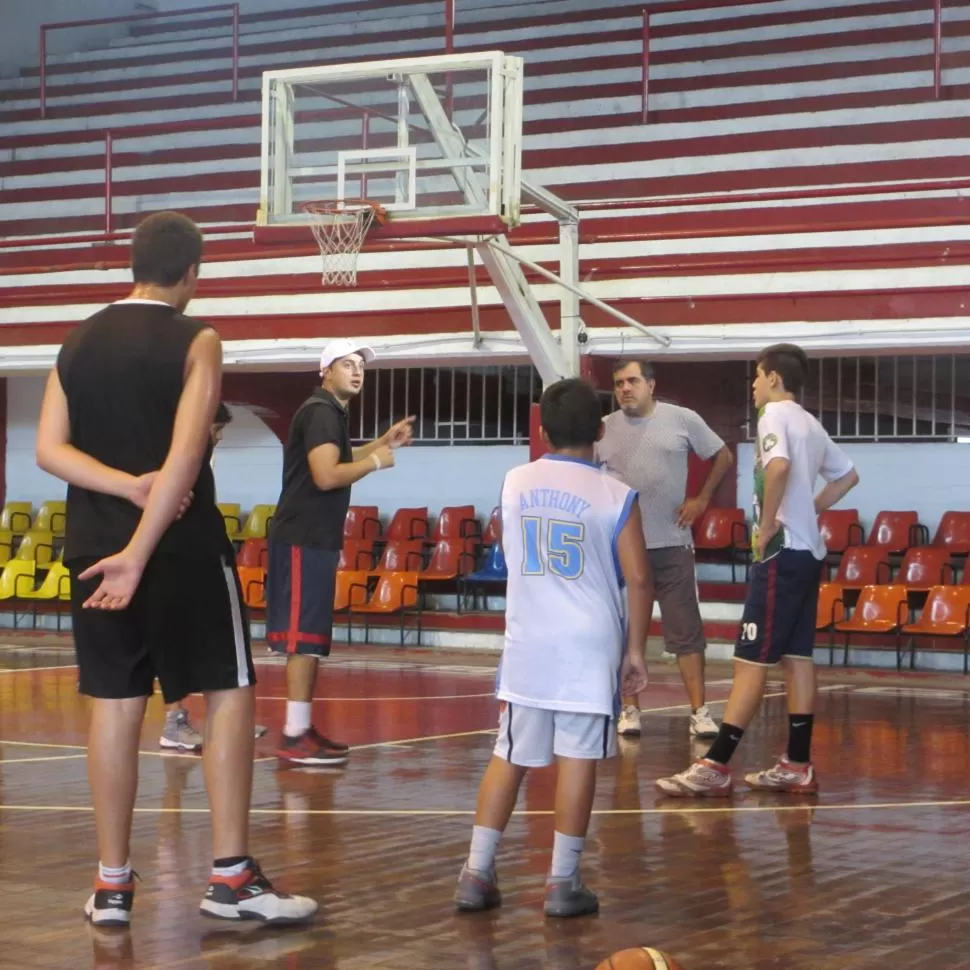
737, 441, 970, 538
6, 376, 64, 505
210, 405, 283, 508
0, 0, 141, 77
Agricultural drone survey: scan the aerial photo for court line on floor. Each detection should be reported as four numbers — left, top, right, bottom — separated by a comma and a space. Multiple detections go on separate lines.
255, 692, 496, 701
0, 739, 274, 763
0, 663, 76, 674
0, 753, 87, 765
3, 798, 970, 817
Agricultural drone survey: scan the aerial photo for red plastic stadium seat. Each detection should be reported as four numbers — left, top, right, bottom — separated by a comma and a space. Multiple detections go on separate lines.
818, 509, 864, 555
866, 511, 925, 554
932, 512, 970, 556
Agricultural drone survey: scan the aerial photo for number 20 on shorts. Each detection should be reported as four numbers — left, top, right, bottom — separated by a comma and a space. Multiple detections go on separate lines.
520, 516, 585, 579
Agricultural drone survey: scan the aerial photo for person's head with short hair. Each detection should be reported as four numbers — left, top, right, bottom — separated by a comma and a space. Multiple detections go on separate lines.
211, 402, 232, 447
319, 338, 377, 405
753, 343, 808, 409
539, 378, 604, 456
130, 211, 204, 312
612, 359, 656, 417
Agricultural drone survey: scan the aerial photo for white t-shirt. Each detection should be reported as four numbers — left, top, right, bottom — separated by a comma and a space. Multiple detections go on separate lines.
497, 455, 636, 716
755, 401, 854, 560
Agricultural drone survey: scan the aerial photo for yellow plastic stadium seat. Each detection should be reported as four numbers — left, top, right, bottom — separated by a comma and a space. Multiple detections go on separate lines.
239, 504, 276, 540
15, 531, 55, 567
0, 503, 32, 536
218, 503, 243, 539
19, 561, 70, 601
0, 560, 36, 600
34, 501, 67, 537
0, 530, 13, 566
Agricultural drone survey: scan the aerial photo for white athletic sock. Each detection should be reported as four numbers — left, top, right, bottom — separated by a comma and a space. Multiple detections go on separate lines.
211, 858, 250, 878
466, 825, 502, 873
549, 832, 585, 879
99, 861, 132, 885
284, 701, 313, 738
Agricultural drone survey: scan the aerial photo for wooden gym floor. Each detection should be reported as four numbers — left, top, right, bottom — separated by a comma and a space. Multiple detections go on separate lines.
1, 644, 969, 969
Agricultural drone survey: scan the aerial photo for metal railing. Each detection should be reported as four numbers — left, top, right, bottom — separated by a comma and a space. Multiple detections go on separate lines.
39, 3, 239, 120
642, 0, 945, 123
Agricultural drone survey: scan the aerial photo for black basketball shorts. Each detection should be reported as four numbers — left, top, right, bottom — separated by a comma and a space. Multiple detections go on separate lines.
734, 548, 824, 666
69, 552, 257, 704
265, 540, 339, 657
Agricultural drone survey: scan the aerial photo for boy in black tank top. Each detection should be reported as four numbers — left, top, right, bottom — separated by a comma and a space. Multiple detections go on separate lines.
36, 212, 317, 929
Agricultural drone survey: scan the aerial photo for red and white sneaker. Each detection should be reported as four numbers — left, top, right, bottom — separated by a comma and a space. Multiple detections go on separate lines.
745, 756, 819, 793
276, 726, 349, 766
84, 874, 137, 928
656, 758, 733, 797
200, 858, 318, 924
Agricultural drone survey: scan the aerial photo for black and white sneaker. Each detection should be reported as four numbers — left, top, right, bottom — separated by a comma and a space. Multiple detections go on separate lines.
199, 858, 318, 925
84, 877, 136, 928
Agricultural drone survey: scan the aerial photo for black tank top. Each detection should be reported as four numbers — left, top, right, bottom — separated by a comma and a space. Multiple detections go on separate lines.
57, 301, 228, 562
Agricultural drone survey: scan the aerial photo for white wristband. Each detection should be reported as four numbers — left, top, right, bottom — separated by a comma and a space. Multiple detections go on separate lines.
371, 453, 382, 471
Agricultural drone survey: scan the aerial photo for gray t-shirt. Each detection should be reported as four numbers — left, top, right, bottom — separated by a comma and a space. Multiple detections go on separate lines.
596, 402, 725, 549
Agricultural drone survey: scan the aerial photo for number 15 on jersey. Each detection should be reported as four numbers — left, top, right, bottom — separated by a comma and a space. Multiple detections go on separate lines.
520, 516, 586, 580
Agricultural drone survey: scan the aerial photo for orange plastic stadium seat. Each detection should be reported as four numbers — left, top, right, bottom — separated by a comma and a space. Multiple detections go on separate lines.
834, 547, 892, 592
896, 547, 954, 592
384, 507, 429, 542
417, 537, 478, 582
693, 507, 749, 582
816, 582, 846, 666
932, 512, 970, 556
818, 509, 864, 555
866, 511, 925, 554
333, 570, 370, 613
236, 538, 268, 569
372, 540, 425, 574
482, 506, 502, 546
347, 571, 422, 645
432, 506, 480, 541
901, 586, 970, 672
834, 584, 909, 667
236, 566, 266, 610
339, 538, 375, 571
344, 505, 382, 540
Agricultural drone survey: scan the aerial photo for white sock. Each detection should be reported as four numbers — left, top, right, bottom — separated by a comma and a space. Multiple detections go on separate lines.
466, 825, 502, 873
211, 858, 250, 878
99, 861, 132, 885
549, 832, 585, 879
284, 701, 312, 738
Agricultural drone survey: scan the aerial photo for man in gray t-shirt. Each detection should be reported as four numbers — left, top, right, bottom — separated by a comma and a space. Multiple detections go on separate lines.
597, 360, 734, 739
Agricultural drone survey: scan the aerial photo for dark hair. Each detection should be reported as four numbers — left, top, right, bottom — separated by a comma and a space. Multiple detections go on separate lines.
213, 403, 232, 427
612, 359, 655, 381
540, 378, 603, 449
131, 211, 203, 287
756, 343, 808, 395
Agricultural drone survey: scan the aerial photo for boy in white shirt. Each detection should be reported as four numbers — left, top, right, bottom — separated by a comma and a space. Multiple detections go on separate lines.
453, 378, 652, 917
657, 343, 858, 797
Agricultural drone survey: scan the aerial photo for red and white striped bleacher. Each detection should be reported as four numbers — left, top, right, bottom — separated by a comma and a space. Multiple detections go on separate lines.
1, 0, 969, 368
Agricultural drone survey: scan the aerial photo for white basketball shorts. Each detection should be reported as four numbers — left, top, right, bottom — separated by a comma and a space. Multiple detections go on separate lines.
493, 702, 616, 768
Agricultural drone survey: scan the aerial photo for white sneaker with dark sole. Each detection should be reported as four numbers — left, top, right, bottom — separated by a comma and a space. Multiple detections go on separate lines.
617, 705, 642, 736
200, 859, 318, 925
689, 705, 719, 739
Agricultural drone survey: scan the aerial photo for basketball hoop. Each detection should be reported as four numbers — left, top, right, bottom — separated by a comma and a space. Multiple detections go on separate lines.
302, 200, 387, 286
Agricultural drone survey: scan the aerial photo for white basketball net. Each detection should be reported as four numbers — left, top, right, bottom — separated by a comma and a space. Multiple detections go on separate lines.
303, 201, 382, 287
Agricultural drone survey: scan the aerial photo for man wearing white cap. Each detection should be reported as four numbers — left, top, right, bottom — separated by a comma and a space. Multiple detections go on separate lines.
267, 338, 413, 765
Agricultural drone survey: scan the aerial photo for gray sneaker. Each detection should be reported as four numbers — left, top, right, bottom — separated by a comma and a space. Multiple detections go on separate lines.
453, 865, 501, 912
159, 710, 203, 751
544, 872, 599, 918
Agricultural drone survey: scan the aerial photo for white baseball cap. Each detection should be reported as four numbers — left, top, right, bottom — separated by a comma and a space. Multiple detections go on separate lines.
319, 338, 376, 375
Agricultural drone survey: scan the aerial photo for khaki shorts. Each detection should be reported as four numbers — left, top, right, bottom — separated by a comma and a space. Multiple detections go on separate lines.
648, 545, 707, 657
493, 702, 616, 768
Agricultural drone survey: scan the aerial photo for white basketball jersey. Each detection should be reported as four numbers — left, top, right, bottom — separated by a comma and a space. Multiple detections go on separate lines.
497, 455, 637, 716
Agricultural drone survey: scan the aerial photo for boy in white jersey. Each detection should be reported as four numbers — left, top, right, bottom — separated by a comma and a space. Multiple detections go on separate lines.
454, 379, 652, 918
657, 344, 858, 798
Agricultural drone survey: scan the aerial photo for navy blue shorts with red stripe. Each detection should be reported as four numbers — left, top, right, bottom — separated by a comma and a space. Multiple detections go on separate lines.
265, 540, 339, 656
734, 548, 823, 666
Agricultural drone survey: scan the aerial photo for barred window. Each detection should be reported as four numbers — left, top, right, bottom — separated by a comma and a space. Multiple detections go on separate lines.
350, 365, 540, 445
745, 354, 970, 442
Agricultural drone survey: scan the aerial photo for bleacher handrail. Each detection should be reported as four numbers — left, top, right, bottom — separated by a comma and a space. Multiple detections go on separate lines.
641, 0, 945, 123
39, 3, 240, 120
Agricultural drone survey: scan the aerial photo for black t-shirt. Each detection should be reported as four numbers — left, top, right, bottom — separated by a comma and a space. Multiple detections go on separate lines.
269, 388, 353, 550
56, 301, 229, 563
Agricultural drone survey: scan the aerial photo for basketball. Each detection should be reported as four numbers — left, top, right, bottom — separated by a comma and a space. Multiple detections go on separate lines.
595, 947, 685, 970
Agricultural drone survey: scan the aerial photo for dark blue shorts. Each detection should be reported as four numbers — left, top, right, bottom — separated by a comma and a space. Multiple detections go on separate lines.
265, 540, 339, 656
735, 548, 823, 666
